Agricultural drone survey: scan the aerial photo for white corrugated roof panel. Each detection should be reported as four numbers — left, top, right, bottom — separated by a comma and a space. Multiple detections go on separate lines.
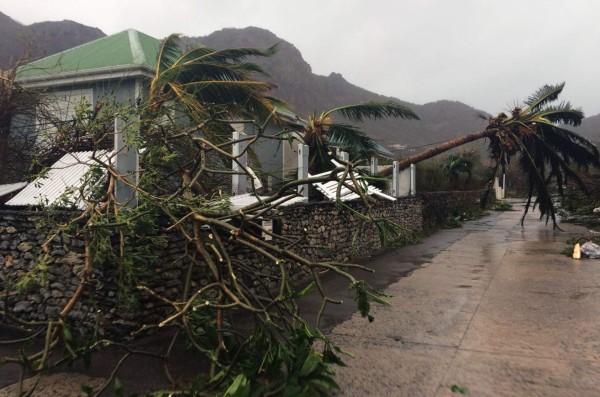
229, 193, 305, 211
0, 182, 28, 198
5, 151, 110, 209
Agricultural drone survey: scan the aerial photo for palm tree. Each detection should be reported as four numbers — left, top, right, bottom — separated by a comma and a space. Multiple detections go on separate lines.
138, 35, 292, 195
302, 101, 419, 173
442, 153, 473, 187
380, 83, 600, 227
145, 34, 287, 124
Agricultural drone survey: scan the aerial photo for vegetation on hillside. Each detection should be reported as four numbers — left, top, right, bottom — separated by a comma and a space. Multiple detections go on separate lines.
417, 150, 491, 192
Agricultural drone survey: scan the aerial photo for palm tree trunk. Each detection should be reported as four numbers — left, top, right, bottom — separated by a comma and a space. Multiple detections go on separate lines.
379, 129, 495, 176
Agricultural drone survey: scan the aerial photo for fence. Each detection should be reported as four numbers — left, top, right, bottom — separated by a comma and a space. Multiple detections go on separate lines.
0, 190, 485, 337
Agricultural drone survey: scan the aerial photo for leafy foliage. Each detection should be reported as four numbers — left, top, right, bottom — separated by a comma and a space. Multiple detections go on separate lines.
147, 34, 287, 125
1, 39, 393, 397
417, 150, 492, 192
0, 58, 45, 183
301, 102, 419, 174
492, 200, 513, 211
483, 83, 600, 227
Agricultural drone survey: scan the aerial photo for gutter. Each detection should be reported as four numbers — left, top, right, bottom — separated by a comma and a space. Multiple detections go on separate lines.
17, 65, 156, 89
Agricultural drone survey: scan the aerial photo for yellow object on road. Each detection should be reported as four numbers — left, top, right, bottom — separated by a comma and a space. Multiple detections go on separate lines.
573, 243, 581, 259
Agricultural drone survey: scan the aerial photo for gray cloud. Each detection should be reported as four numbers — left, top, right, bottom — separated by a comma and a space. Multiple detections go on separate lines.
2, 0, 599, 115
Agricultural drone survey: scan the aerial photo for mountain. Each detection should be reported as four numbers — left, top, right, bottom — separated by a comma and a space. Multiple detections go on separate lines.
5, 15, 594, 155
190, 27, 489, 153
574, 114, 600, 144
0, 11, 104, 68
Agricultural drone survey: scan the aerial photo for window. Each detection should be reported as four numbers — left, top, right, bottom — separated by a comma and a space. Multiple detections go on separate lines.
37, 88, 94, 144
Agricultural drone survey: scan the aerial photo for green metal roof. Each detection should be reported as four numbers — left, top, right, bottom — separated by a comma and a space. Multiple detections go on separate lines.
18, 29, 160, 81
272, 104, 306, 127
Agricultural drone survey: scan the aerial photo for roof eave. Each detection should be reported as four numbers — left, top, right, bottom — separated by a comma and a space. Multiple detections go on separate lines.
17, 65, 156, 89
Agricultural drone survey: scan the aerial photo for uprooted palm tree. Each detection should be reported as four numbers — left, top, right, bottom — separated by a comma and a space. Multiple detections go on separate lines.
302, 102, 419, 174
380, 83, 600, 228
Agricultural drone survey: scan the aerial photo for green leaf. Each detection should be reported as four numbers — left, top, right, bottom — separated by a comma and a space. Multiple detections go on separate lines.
224, 374, 250, 397
322, 344, 346, 367
63, 326, 73, 342
293, 281, 316, 298
80, 384, 94, 396
307, 376, 340, 391
114, 377, 123, 397
299, 351, 320, 377
450, 384, 469, 394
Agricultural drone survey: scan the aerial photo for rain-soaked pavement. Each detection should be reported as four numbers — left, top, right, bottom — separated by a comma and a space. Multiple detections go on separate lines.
1, 200, 597, 396
330, 200, 600, 397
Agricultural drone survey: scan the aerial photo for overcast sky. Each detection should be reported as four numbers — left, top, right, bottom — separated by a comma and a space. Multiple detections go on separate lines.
2, 0, 600, 115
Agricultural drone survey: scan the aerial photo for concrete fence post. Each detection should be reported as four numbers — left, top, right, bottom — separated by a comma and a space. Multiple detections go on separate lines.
298, 143, 309, 202
392, 160, 399, 197
231, 129, 248, 196
410, 163, 416, 196
337, 149, 349, 163
114, 117, 139, 207
370, 156, 378, 175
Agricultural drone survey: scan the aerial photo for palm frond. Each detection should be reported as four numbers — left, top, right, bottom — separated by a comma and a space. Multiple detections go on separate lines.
524, 82, 565, 112
174, 46, 277, 77
146, 40, 284, 121
326, 123, 378, 152
480, 160, 501, 208
326, 101, 419, 123
514, 136, 557, 226
156, 34, 183, 78
536, 125, 600, 169
534, 103, 584, 126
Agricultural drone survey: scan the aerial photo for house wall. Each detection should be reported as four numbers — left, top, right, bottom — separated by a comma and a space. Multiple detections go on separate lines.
246, 124, 291, 189
10, 78, 142, 147
45, 78, 139, 109
0, 191, 483, 337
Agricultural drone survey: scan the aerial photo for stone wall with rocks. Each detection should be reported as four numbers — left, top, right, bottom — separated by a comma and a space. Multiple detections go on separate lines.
279, 197, 423, 262
0, 191, 482, 336
420, 190, 489, 228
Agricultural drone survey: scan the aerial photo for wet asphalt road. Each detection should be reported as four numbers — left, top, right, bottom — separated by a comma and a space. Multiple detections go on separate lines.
331, 201, 598, 396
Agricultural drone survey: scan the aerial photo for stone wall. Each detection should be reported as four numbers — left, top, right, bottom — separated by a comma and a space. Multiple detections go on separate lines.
0, 191, 482, 336
280, 197, 423, 261
420, 190, 488, 228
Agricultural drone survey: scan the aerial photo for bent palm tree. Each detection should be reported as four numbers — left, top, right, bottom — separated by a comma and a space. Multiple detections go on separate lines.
381, 83, 600, 227
303, 101, 419, 173
138, 35, 291, 196
145, 34, 286, 123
